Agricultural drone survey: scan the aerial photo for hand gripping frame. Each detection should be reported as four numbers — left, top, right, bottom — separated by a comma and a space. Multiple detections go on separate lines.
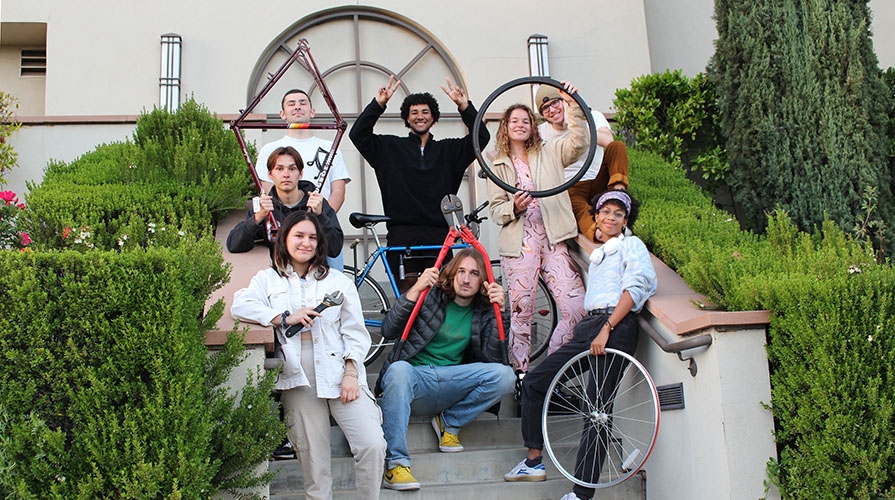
230, 39, 347, 240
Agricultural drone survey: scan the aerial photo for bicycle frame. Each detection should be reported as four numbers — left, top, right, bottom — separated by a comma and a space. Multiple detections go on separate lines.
230, 38, 347, 240
352, 242, 469, 299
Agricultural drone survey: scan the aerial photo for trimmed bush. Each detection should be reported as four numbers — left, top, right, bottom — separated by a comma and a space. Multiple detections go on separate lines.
2, 99, 282, 498
630, 148, 895, 499
613, 70, 728, 183
0, 243, 283, 498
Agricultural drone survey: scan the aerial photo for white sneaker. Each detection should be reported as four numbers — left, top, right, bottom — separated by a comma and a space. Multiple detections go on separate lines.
559, 493, 589, 500
504, 459, 546, 482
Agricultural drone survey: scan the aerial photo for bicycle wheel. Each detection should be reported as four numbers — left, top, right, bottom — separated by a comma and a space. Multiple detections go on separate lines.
489, 259, 557, 361
473, 76, 597, 198
542, 348, 659, 489
343, 265, 392, 365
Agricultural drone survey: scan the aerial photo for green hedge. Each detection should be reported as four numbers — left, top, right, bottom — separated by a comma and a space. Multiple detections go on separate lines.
630, 148, 895, 499
614, 70, 728, 182
0, 243, 283, 498
1, 100, 281, 499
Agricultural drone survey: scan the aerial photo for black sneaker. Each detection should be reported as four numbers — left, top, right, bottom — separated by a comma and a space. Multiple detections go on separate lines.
272, 441, 296, 460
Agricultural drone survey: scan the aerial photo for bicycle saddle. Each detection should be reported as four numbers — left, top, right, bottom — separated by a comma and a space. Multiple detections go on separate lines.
349, 213, 391, 229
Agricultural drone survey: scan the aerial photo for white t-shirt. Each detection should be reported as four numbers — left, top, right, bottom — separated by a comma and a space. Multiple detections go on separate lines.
538, 109, 611, 182
255, 135, 351, 201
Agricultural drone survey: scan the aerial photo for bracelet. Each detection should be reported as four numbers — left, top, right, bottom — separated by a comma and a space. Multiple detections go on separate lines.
605, 320, 614, 332
281, 311, 290, 329
344, 371, 358, 378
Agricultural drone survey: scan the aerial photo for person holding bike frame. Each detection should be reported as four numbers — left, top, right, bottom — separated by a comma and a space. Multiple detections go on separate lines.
226, 146, 343, 259
349, 76, 490, 294
486, 81, 587, 372
254, 89, 352, 271
231, 210, 386, 500
504, 189, 656, 500
376, 248, 515, 491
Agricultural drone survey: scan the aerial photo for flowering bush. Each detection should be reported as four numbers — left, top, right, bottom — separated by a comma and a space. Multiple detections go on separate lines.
0, 191, 29, 250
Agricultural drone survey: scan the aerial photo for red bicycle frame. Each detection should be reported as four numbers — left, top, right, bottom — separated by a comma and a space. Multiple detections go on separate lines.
230, 38, 347, 240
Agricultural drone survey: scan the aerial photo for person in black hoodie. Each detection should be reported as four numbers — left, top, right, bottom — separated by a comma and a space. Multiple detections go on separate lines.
349, 76, 490, 293
227, 146, 343, 258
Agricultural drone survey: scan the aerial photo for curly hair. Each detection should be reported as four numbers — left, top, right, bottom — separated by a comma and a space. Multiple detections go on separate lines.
400, 92, 440, 128
494, 104, 542, 156
434, 247, 492, 308
589, 188, 642, 230
272, 211, 330, 279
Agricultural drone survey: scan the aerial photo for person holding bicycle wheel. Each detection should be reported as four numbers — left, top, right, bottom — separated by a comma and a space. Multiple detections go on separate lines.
504, 189, 656, 500
535, 85, 630, 242
486, 81, 588, 372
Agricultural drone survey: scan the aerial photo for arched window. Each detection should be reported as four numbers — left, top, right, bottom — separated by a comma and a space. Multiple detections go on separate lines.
245, 6, 477, 219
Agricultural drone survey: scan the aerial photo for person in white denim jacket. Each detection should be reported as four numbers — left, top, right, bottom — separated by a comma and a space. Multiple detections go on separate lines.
231, 210, 386, 500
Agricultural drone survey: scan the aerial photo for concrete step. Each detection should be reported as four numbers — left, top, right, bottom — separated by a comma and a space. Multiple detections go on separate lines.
270, 430, 645, 500
270, 475, 645, 500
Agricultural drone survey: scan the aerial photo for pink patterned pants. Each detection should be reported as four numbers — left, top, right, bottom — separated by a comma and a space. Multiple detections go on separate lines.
501, 218, 586, 372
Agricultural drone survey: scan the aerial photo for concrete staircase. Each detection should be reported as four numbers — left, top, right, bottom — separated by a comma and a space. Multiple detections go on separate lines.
267, 392, 646, 500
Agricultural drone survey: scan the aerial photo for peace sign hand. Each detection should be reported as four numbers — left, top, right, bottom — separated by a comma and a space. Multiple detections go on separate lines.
440, 77, 468, 111
376, 75, 401, 107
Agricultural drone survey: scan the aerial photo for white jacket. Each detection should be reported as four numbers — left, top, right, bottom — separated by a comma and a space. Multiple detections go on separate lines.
230, 267, 371, 397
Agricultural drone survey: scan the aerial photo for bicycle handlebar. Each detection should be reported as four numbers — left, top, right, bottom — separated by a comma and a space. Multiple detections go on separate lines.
465, 200, 489, 225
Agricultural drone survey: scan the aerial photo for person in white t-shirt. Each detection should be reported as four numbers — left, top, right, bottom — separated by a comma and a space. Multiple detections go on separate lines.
534, 86, 629, 243
255, 89, 352, 270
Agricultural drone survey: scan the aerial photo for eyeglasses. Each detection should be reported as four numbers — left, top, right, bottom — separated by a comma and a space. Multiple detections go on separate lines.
539, 98, 563, 115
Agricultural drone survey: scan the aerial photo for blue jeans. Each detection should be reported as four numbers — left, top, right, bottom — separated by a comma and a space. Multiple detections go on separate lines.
327, 251, 344, 272
380, 360, 515, 468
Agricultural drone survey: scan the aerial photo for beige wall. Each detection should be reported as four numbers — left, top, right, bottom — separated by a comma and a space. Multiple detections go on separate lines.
643, 0, 717, 76
870, 0, 895, 68
2, 0, 651, 117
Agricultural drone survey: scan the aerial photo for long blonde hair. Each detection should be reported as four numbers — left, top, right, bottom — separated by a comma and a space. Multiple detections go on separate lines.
494, 104, 542, 157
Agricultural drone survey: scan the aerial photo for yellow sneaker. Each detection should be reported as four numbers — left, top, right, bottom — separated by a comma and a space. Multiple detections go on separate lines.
382, 465, 420, 490
432, 414, 464, 452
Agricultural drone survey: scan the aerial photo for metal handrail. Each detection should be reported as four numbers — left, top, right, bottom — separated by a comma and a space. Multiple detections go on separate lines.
638, 316, 713, 377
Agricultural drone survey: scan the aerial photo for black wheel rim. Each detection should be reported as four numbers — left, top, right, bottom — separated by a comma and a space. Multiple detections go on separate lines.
472, 76, 598, 198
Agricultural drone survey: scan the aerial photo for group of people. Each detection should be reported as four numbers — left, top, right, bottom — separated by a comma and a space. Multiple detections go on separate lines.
229, 77, 657, 500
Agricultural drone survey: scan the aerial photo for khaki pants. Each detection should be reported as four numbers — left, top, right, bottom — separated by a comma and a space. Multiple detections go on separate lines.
281, 338, 386, 500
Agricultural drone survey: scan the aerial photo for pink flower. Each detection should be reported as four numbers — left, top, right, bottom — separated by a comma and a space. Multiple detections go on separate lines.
0, 191, 17, 205
62, 227, 71, 239
20, 232, 31, 246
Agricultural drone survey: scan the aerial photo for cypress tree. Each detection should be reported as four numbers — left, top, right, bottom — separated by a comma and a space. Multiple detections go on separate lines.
710, 0, 891, 246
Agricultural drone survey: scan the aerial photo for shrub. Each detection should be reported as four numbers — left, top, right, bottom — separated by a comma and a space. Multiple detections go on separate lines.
710, 0, 893, 245
613, 70, 728, 183
0, 243, 284, 498
0, 91, 21, 185
630, 148, 895, 499
132, 99, 255, 222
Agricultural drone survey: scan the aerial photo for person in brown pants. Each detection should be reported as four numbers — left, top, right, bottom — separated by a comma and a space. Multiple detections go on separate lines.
534, 85, 630, 242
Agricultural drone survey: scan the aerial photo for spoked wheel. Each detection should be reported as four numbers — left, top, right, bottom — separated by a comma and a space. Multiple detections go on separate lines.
489, 259, 556, 361
542, 348, 659, 489
343, 265, 392, 365
473, 76, 597, 198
